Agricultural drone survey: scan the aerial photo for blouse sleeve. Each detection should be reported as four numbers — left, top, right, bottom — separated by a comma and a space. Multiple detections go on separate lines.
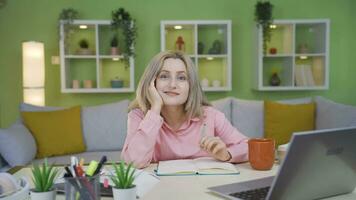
121, 109, 163, 168
213, 109, 249, 163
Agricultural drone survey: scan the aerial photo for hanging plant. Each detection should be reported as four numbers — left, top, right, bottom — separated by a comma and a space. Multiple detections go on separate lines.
111, 8, 137, 65
254, 0, 274, 54
58, 8, 79, 51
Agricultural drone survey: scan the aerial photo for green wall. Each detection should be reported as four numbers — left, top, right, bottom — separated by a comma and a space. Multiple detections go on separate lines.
0, 0, 355, 128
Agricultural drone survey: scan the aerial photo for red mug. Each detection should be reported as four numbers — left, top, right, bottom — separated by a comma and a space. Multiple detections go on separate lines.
248, 138, 275, 170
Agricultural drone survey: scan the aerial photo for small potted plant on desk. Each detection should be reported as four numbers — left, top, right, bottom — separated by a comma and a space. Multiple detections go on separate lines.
110, 160, 137, 200
30, 159, 59, 200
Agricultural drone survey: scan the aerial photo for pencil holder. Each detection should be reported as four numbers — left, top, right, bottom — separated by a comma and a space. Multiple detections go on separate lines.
64, 175, 100, 200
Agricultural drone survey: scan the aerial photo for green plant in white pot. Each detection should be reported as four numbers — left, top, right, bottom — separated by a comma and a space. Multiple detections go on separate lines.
30, 159, 59, 200
110, 160, 137, 200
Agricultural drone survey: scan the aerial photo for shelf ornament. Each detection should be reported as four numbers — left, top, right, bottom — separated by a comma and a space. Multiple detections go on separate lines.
111, 8, 137, 66
254, 0, 274, 54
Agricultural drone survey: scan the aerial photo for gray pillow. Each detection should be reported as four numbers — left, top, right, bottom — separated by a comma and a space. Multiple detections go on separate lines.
315, 96, 356, 129
0, 123, 37, 166
232, 98, 264, 138
82, 100, 129, 151
231, 97, 314, 138
211, 97, 232, 123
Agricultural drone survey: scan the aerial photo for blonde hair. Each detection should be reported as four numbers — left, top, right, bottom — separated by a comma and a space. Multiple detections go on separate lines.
130, 50, 210, 118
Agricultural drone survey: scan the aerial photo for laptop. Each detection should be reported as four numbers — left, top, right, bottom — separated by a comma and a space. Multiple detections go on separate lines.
208, 127, 356, 200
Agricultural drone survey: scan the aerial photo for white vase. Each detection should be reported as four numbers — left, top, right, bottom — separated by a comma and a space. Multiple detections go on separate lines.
30, 189, 56, 200
112, 186, 137, 200
201, 78, 209, 87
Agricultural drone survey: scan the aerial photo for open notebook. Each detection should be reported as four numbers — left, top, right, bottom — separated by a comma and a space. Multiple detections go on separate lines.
156, 157, 239, 176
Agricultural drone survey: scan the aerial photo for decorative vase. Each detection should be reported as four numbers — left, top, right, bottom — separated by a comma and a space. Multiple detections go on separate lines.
111, 79, 124, 88
298, 43, 309, 54
30, 189, 56, 200
269, 73, 281, 86
212, 80, 221, 87
112, 186, 137, 200
269, 47, 277, 54
200, 78, 209, 87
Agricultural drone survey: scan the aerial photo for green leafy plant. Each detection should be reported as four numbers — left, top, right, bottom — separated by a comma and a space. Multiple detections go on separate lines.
110, 160, 136, 189
31, 159, 59, 192
79, 39, 89, 49
254, 0, 274, 54
111, 7, 137, 65
111, 36, 119, 47
59, 8, 79, 24
59, 8, 79, 51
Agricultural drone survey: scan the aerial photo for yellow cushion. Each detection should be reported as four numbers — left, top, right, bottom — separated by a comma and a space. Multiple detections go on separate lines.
264, 101, 315, 146
21, 106, 86, 158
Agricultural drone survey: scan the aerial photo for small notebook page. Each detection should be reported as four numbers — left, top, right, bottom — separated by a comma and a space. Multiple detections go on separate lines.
193, 157, 238, 174
157, 159, 197, 174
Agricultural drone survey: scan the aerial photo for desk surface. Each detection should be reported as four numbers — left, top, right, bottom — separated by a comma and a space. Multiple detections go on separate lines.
12, 163, 356, 200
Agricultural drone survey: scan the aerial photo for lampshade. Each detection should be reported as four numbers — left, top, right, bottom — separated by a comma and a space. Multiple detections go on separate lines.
22, 41, 45, 106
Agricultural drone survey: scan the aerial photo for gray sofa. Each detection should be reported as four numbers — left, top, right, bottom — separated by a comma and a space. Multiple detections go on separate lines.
1, 96, 356, 171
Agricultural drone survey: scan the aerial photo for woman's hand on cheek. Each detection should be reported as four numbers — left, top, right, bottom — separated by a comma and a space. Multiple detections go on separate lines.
148, 80, 163, 114
200, 136, 232, 162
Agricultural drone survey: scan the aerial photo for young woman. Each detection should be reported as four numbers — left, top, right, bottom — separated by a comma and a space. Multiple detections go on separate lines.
122, 51, 248, 168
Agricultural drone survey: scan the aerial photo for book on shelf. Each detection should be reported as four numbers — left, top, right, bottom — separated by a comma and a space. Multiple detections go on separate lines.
295, 64, 315, 87
156, 157, 239, 176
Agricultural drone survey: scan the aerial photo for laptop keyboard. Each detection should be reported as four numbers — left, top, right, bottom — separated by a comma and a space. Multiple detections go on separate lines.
229, 186, 270, 200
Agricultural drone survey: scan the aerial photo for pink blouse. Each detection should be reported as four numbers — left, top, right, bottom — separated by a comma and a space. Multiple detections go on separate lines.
122, 106, 249, 168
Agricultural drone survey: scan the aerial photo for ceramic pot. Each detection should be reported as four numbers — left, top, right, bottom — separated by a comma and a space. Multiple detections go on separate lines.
30, 189, 56, 200
111, 47, 120, 55
112, 186, 137, 200
111, 80, 124, 88
77, 48, 92, 55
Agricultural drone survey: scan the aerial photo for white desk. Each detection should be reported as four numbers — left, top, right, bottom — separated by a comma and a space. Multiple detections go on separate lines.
11, 163, 356, 200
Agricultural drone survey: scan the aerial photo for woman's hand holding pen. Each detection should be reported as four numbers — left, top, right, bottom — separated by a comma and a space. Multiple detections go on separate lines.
148, 80, 163, 114
200, 136, 232, 162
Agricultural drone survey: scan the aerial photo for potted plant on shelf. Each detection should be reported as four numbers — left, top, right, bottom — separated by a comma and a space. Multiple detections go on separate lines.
110, 160, 137, 200
30, 159, 59, 200
58, 8, 79, 52
254, 0, 274, 54
78, 39, 92, 55
111, 76, 124, 88
110, 35, 120, 55
111, 7, 137, 66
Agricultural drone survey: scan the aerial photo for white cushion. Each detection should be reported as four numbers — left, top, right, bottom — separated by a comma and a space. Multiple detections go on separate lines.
0, 124, 37, 167
315, 96, 356, 129
211, 97, 232, 122
82, 100, 129, 151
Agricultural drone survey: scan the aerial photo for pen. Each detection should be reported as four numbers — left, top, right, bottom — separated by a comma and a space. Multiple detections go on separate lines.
79, 158, 85, 166
93, 155, 107, 175
65, 166, 74, 177
86, 161, 98, 176
200, 123, 207, 138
